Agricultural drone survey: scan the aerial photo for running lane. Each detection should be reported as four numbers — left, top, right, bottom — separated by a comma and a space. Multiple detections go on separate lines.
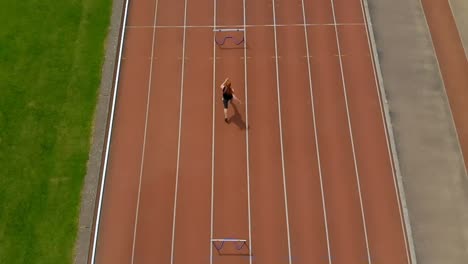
212, 0, 250, 263
245, 0, 290, 263
171, 0, 213, 263
334, 0, 410, 262
95, 0, 156, 263
131, 0, 185, 262
275, 1, 329, 263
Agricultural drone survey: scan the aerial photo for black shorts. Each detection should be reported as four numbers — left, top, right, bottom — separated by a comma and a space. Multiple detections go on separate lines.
222, 94, 233, 108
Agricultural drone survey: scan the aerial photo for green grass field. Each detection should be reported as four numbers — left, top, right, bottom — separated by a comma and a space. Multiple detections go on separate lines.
0, 0, 112, 263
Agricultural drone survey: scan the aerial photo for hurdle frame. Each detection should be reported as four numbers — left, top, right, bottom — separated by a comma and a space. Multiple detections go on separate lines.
213, 28, 245, 32
213, 28, 245, 46
211, 238, 248, 253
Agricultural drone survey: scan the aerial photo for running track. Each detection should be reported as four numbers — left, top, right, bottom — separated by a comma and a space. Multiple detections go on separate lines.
91, 0, 412, 263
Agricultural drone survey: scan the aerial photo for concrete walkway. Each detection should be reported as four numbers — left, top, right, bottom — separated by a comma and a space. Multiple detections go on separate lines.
367, 0, 468, 263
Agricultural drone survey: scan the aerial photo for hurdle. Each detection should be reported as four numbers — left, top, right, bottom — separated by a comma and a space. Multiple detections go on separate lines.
213, 28, 245, 46
211, 238, 248, 253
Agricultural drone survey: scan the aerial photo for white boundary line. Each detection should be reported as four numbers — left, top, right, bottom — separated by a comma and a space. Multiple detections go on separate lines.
359, 0, 417, 263
126, 23, 365, 29
170, 0, 188, 262
270, 1, 292, 263
130, 0, 159, 262
300, 2, 332, 263
448, 0, 468, 60
329, 0, 372, 262
209, 0, 217, 262
89, 0, 131, 262
242, 0, 253, 263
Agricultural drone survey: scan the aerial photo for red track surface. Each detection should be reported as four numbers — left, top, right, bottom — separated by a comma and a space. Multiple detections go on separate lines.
93, 0, 411, 263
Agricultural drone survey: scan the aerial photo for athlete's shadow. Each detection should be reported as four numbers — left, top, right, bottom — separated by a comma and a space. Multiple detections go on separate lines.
230, 103, 248, 130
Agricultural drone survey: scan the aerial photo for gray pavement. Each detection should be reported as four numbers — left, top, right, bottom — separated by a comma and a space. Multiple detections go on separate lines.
367, 0, 468, 263
450, 0, 468, 59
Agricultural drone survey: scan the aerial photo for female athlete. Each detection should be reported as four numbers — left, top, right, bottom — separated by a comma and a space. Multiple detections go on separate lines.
220, 78, 241, 123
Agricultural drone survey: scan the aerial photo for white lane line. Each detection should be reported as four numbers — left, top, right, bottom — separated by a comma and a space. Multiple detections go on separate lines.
210, 0, 217, 262
358, 0, 415, 263
242, 0, 253, 263
300, 1, 332, 263
89, 0, 131, 262
329, 0, 372, 263
131, 0, 159, 263
270, 1, 292, 263
170, 0, 188, 262
126, 23, 365, 28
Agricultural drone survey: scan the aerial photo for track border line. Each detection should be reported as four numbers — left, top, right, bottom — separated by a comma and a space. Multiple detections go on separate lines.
130, 0, 160, 262
210, 0, 217, 262
300, 2, 332, 263
170, 0, 189, 262
242, 0, 253, 263
270, 0, 292, 263
329, 0, 372, 262
359, 0, 418, 263
89, 0, 131, 262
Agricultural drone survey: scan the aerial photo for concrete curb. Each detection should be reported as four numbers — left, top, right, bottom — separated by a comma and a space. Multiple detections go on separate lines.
361, 1, 418, 263
73, 0, 125, 263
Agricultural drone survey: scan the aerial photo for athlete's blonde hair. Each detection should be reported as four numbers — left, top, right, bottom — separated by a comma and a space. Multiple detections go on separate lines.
225, 78, 231, 88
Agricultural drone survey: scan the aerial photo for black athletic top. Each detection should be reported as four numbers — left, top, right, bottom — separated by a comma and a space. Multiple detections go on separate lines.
222, 86, 233, 100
